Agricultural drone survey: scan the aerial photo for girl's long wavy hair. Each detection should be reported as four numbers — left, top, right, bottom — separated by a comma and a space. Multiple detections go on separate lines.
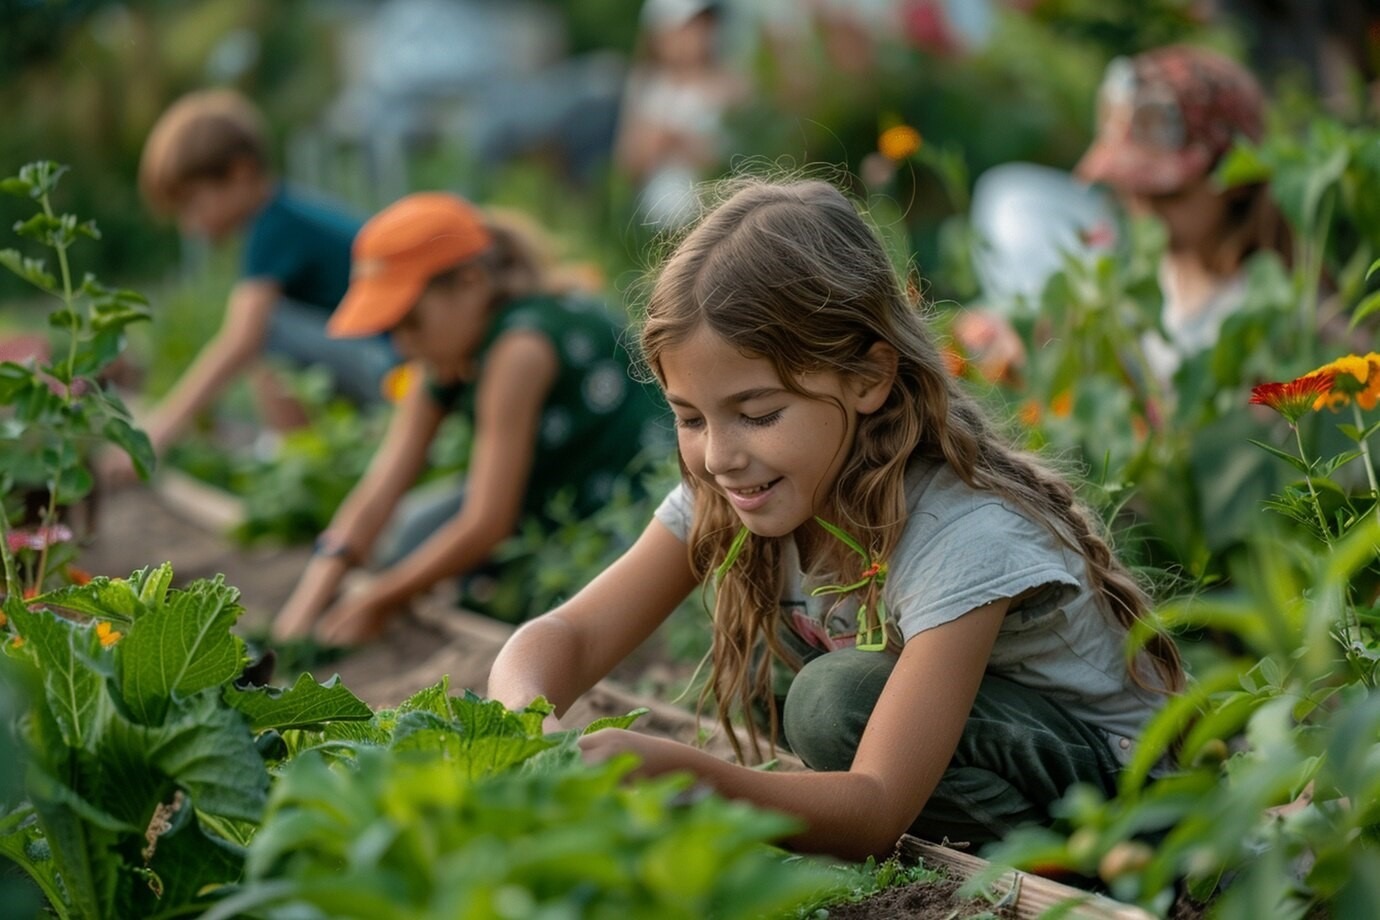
639, 179, 1185, 762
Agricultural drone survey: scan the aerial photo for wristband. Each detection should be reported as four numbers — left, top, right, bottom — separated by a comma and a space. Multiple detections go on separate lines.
313, 533, 360, 567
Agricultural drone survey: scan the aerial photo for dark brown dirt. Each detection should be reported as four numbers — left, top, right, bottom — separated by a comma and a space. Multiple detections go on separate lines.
823, 874, 1020, 919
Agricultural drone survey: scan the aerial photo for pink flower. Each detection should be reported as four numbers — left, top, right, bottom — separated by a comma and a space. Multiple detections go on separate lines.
5, 524, 75, 554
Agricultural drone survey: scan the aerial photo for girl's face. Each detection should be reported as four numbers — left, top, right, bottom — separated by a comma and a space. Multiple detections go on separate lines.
389, 265, 493, 383
659, 324, 886, 539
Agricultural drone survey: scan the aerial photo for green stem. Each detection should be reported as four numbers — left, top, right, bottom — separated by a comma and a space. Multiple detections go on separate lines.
1295, 423, 1331, 544
1352, 402, 1380, 526
33, 188, 79, 593
0, 509, 20, 600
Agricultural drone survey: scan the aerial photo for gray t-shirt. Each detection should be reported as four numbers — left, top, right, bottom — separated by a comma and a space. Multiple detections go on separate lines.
653, 458, 1165, 766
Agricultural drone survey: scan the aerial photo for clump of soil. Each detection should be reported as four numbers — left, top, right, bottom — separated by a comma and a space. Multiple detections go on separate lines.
822, 874, 1018, 919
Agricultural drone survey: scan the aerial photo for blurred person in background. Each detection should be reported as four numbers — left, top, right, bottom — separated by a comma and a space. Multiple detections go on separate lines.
957, 45, 1288, 391
103, 88, 396, 482
273, 193, 668, 646
1075, 44, 1288, 384
615, 0, 746, 229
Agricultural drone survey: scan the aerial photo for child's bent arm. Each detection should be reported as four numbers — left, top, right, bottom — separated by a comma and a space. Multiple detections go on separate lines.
488, 518, 699, 718
325, 376, 444, 553
582, 599, 1008, 861
360, 331, 557, 606
144, 280, 278, 454
273, 382, 442, 640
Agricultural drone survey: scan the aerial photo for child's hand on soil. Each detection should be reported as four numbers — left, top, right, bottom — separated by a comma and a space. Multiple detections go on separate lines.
314, 581, 398, 646
95, 446, 143, 489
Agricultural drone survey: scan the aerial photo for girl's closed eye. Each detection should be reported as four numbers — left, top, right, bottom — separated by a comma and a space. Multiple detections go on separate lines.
674, 414, 705, 430
742, 409, 783, 428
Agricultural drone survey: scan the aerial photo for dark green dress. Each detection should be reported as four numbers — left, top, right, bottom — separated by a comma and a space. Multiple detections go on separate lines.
427, 293, 670, 522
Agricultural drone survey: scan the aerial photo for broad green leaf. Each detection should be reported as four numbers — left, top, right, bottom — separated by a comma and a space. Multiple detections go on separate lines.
1368, 257, 1380, 281
582, 707, 650, 735
224, 672, 372, 733
397, 676, 451, 718
29, 575, 145, 625
104, 691, 267, 822
117, 576, 244, 725
4, 605, 107, 748
102, 417, 155, 480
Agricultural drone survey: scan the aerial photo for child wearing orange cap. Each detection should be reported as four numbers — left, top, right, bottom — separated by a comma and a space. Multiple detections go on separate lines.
104, 89, 396, 482
272, 192, 668, 645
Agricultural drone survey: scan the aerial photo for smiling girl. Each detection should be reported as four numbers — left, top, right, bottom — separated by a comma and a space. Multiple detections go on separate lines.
487, 179, 1184, 859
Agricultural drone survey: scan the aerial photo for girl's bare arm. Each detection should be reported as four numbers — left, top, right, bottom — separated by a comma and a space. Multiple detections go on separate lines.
487, 517, 700, 719
581, 599, 1008, 861
359, 330, 558, 605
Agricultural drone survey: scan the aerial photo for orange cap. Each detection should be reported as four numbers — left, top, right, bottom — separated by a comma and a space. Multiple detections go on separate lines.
328, 192, 493, 338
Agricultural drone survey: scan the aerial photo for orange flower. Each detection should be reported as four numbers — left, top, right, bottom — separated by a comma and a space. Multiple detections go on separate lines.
1309, 354, 1380, 411
1018, 400, 1041, 427
1050, 390, 1074, 418
1250, 372, 1335, 424
22, 586, 37, 600
0, 611, 7, 628
1131, 416, 1149, 441
10, 636, 24, 649
941, 347, 967, 378
96, 621, 122, 648
878, 124, 923, 162
65, 565, 92, 586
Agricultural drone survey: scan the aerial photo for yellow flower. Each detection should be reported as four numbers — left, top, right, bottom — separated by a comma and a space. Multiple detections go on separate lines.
96, 621, 122, 648
1310, 354, 1380, 411
380, 362, 416, 404
878, 124, 923, 162
10, 636, 24, 649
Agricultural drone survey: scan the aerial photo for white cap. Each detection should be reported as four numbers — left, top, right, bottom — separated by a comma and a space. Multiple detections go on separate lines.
641, 0, 716, 32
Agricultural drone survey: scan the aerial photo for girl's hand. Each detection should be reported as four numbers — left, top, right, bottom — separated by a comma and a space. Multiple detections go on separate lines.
272, 557, 348, 643
315, 579, 399, 646
578, 729, 682, 776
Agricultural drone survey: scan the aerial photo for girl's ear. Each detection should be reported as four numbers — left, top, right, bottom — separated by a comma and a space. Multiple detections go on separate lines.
853, 341, 899, 414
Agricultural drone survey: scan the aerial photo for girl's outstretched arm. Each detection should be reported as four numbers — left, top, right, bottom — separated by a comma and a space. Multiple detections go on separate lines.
272, 370, 443, 641
315, 330, 557, 644
580, 599, 1008, 862
487, 517, 700, 722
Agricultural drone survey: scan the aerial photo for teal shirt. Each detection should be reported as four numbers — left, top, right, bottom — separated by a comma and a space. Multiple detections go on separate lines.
241, 184, 361, 311
429, 294, 670, 522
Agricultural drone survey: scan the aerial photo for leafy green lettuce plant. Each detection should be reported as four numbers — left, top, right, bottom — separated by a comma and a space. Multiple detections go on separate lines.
0, 564, 374, 919
203, 677, 838, 920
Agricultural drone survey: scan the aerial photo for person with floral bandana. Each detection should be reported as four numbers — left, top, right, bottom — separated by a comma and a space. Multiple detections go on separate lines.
958, 45, 1289, 389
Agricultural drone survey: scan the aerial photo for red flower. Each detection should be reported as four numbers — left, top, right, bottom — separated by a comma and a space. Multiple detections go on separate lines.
1249, 372, 1334, 425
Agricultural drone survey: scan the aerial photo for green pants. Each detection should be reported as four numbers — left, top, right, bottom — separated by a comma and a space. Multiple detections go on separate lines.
779, 643, 1121, 848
